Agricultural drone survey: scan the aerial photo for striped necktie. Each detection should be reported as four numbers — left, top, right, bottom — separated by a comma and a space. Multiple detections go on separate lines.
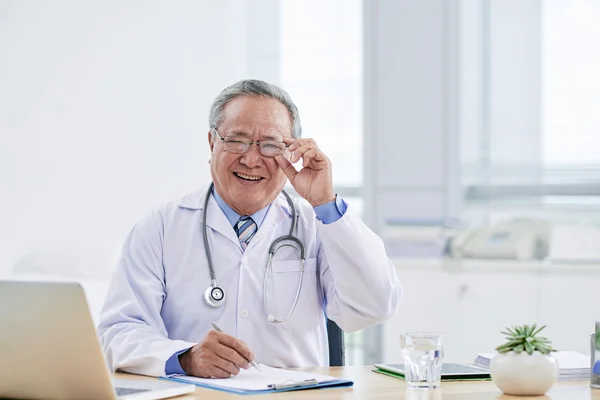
235, 216, 257, 250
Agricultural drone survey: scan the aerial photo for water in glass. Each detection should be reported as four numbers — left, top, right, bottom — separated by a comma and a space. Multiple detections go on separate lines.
401, 332, 444, 389
592, 332, 600, 388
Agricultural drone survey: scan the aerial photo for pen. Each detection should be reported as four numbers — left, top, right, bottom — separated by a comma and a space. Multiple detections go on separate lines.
211, 321, 262, 371
268, 379, 318, 390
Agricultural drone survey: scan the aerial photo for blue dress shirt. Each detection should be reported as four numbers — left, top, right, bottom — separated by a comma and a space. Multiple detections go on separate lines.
165, 190, 347, 375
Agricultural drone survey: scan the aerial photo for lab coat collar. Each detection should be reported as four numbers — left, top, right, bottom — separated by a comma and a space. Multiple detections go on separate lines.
177, 185, 209, 210
177, 184, 293, 249
178, 185, 239, 247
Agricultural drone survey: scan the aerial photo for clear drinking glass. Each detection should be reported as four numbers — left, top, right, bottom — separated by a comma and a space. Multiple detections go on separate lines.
400, 332, 444, 389
592, 333, 600, 388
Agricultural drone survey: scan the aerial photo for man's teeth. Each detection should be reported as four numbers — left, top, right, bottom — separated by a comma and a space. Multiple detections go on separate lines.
235, 173, 262, 181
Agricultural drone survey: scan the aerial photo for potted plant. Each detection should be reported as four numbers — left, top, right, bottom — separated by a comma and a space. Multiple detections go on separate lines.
490, 324, 558, 396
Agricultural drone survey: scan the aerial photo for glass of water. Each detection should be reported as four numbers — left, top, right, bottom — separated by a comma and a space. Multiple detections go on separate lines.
592, 333, 600, 388
400, 332, 444, 389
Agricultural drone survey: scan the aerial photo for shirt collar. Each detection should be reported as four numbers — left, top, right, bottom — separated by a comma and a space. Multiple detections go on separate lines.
212, 187, 271, 228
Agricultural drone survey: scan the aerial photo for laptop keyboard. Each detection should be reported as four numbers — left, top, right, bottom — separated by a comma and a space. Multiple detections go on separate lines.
115, 387, 151, 396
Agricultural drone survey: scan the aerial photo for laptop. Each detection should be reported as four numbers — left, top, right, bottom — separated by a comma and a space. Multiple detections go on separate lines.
0, 280, 195, 400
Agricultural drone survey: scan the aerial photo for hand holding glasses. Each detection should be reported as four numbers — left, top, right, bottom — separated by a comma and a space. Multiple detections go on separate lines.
212, 127, 288, 158
212, 126, 335, 208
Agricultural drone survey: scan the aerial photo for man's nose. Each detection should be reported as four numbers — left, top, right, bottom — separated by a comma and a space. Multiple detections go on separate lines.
239, 144, 263, 167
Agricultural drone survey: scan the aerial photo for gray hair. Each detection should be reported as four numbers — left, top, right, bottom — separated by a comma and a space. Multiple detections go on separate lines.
208, 79, 302, 138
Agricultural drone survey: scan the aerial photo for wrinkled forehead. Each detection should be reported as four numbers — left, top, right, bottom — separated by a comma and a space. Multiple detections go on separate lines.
222, 123, 290, 141
220, 96, 293, 139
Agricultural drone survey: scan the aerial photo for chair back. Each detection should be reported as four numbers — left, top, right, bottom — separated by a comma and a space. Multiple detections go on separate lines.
327, 319, 345, 366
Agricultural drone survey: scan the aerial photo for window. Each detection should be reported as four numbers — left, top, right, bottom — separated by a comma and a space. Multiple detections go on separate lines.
461, 0, 600, 223
543, 0, 600, 165
279, 0, 365, 364
280, 0, 363, 189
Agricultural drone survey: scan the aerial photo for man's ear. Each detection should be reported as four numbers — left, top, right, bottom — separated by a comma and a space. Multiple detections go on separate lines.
208, 129, 215, 153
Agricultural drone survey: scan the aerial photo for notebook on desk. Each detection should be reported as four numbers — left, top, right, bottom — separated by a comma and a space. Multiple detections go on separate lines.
161, 364, 353, 394
373, 363, 491, 381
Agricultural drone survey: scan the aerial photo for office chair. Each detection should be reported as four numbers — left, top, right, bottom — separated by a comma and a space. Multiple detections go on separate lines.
327, 319, 345, 366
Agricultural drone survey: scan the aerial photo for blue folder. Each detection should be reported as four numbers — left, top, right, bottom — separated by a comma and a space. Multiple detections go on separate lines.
160, 375, 353, 395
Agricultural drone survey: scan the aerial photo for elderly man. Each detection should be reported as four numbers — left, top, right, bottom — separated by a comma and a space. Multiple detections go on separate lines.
97, 79, 401, 378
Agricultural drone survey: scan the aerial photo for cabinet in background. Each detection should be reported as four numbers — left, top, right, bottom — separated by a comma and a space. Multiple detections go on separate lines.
380, 262, 596, 364
538, 272, 600, 355
382, 269, 460, 363
455, 271, 537, 360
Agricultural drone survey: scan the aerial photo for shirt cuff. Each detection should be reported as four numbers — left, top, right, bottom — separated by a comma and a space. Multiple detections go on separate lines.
313, 195, 348, 224
165, 347, 191, 375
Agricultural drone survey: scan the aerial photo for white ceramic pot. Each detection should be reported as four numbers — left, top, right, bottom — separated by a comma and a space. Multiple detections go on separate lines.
490, 351, 558, 396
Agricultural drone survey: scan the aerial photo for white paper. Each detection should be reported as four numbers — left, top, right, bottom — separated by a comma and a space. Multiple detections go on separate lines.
551, 351, 590, 370
171, 364, 338, 392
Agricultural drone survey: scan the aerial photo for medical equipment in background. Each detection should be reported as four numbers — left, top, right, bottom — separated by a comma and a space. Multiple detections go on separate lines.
449, 218, 552, 261
202, 183, 306, 324
382, 215, 600, 263
380, 218, 462, 258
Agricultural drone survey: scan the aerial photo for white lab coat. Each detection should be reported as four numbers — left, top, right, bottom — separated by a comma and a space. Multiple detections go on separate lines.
97, 184, 401, 377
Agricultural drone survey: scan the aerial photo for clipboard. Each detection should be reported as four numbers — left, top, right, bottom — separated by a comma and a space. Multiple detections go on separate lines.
160, 364, 353, 395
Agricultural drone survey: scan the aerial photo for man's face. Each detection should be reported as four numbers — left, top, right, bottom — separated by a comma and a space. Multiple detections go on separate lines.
208, 95, 292, 216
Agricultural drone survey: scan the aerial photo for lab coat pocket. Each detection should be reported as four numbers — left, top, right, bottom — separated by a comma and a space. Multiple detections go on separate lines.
271, 258, 322, 331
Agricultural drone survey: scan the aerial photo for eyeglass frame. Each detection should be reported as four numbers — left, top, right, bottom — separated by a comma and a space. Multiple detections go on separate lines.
211, 126, 290, 157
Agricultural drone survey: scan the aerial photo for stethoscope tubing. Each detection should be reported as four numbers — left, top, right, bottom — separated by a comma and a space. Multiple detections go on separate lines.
202, 183, 306, 323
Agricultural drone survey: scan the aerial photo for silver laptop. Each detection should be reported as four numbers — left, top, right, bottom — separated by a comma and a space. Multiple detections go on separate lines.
0, 280, 195, 400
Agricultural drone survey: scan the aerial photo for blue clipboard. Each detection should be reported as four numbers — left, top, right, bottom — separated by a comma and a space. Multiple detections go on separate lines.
160, 375, 353, 395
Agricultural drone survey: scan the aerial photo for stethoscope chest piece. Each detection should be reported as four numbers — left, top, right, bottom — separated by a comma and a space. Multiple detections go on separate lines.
204, 283, 226, 308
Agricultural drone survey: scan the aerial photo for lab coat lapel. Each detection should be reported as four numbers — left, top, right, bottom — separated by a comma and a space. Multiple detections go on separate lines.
178, 185, 240, 248
205, 195, 241, 247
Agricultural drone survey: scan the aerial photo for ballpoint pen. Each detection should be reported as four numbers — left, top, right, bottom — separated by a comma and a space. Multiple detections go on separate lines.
211, 321, 262, 371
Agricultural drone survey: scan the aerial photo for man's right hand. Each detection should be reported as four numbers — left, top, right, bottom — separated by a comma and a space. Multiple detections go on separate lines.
178, 330, 255, 378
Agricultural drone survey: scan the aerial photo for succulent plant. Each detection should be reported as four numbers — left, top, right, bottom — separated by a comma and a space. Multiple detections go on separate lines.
496, 324, 556, 355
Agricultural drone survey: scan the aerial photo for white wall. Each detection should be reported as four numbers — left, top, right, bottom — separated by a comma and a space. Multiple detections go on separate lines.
0, 0, 264, 277
363, 0, 462, 232
362, 0, 462, 364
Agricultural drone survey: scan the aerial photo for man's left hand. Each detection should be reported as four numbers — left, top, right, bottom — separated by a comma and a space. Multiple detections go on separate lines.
275, 138, 336, 207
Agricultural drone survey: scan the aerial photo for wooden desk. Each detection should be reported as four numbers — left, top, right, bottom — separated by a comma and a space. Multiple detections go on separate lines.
117, 366, 600, 399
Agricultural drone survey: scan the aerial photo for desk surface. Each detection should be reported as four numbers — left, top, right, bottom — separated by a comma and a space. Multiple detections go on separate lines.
117, 366, 600, 399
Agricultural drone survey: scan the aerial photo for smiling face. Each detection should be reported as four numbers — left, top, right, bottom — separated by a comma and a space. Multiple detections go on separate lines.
208, 95, 292, 215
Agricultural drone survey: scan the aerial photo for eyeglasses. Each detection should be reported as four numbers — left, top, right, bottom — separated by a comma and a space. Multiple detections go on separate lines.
211, 127, 288, 157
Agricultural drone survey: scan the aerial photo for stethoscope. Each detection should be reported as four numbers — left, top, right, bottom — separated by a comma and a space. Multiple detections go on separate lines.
202, 183, 306, 324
